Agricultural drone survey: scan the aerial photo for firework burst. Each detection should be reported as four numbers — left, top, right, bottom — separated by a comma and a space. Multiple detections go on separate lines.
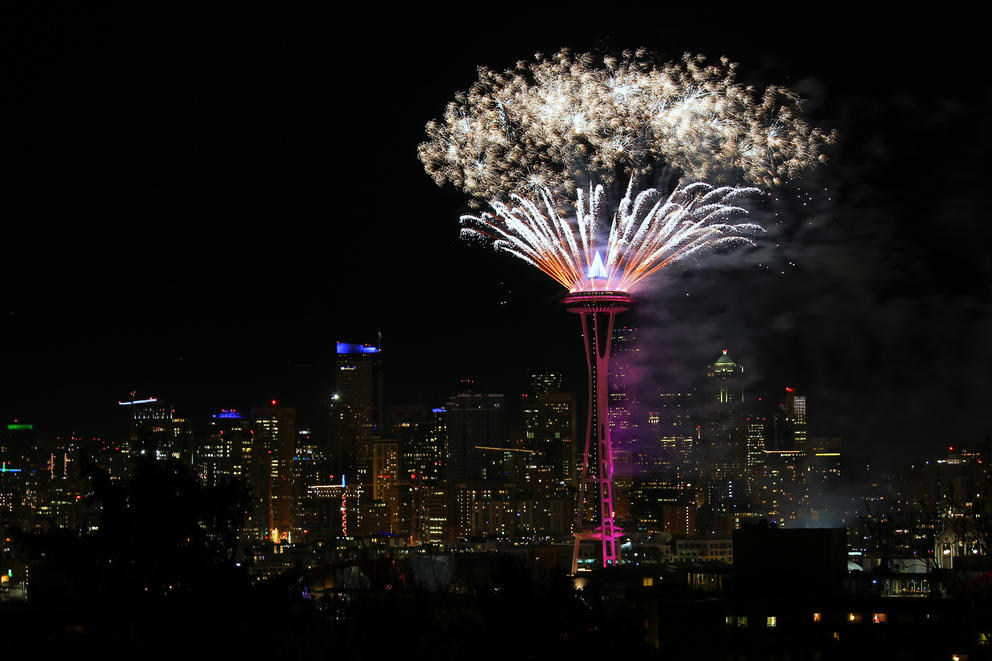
461, 178, 764, 293
419, 49, 835, 202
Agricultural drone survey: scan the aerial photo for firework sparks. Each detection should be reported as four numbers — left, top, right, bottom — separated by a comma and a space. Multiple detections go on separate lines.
419, 49, 835, 201
461, 179, 764, 293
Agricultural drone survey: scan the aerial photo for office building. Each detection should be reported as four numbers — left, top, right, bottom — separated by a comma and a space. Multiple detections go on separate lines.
250, 404, 296, 542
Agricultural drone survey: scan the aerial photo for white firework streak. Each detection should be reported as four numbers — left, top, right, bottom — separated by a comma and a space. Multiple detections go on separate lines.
460, 179, 764, 293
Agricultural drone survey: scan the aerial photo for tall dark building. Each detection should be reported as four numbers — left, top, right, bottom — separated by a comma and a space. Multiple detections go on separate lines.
395, 408, 447, 543
519, 372, 577, 538
522, 371, 577, 487
633, 392, 696, 533
332, 341, 383, 477
291, 427, 335, 540
250, 404, 296, 542
0, 421, 36, 529
444, 382, 507, 538
608, 326, 639, 526
608, 325, 639, 448
771, 388, 807, 451
701, 350, 745, 513
744, 414, 767, 494
1, 421, 36, 470
750, 389, 813, 526
198, 409, 251, 488
118, 395, 173, 459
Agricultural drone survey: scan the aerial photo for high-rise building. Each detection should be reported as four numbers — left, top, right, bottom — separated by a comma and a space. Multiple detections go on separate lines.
744, 390, 814, 525
807, 437, 842, 524
629, 396, 690, 534
332, 341, 383, 471
608, 327, 639, 528
298, 477, 347, 540
522, 372, 577, 488
644, 391, 697, 515
372, 436, 400, 534
0, 421, 35, 529
198, 409, 251, 488
292, 428, 335, 540
519, 374, 576, 538
397, 409, 447, 544
118, 395, 174, 459
27, 434, 86, 532
771, 388, 807, 451
744, 415, 767, 494
169, 414, 195, 464
398, 413, 446, 489
608, 325, 639, 442
444, 384, 507, 538
701, 350, 745, 513
250, 404, 296, 542
1, 421, 36, 469
754, 449, 807, 526
445, 386, 506, 485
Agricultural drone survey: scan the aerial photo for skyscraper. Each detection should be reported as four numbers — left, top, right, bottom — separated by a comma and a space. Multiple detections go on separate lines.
444, 382, 507, 538
291, 427, 338, 540
198, 409, 251, 488
772, 388, 807, 451
520, 372, 577, 538
608, 325, 639, 443
397, 409, 447, 544
372, 436, 400, 534
333, 341, 383, 467
0, 421, 35, 529
118, 395, 173, 459
744, 415, 767, 495
250, 404, 296, 542
633, 392, 696, 533
701, 350, 745, 513
608, 326, 639, 528
522, 371, 577, 488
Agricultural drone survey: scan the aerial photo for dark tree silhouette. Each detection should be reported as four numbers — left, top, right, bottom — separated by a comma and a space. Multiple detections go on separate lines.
2, 453, 332, 657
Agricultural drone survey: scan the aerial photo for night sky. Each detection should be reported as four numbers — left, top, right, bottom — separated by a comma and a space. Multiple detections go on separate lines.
1, 8, 988, 467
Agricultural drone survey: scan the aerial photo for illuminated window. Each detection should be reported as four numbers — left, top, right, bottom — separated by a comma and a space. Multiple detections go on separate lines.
979, 633, 992, 646
872, 613, 887, 624
833, 632, 840, 641
737, 616, 748, 627
813, 612, 823, 623
642, 577, 654, 587
847, 613, 862, 624
766, 616, 777, 628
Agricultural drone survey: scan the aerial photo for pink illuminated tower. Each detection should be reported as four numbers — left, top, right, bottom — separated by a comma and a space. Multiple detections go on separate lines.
564, 289, 633, 573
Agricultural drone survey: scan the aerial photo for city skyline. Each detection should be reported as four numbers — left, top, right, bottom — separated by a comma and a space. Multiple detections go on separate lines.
1, 9, 988, 470
3, 10, 989, 657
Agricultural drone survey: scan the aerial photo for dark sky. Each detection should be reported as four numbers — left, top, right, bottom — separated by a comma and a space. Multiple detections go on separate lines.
1, 7, 988, 466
